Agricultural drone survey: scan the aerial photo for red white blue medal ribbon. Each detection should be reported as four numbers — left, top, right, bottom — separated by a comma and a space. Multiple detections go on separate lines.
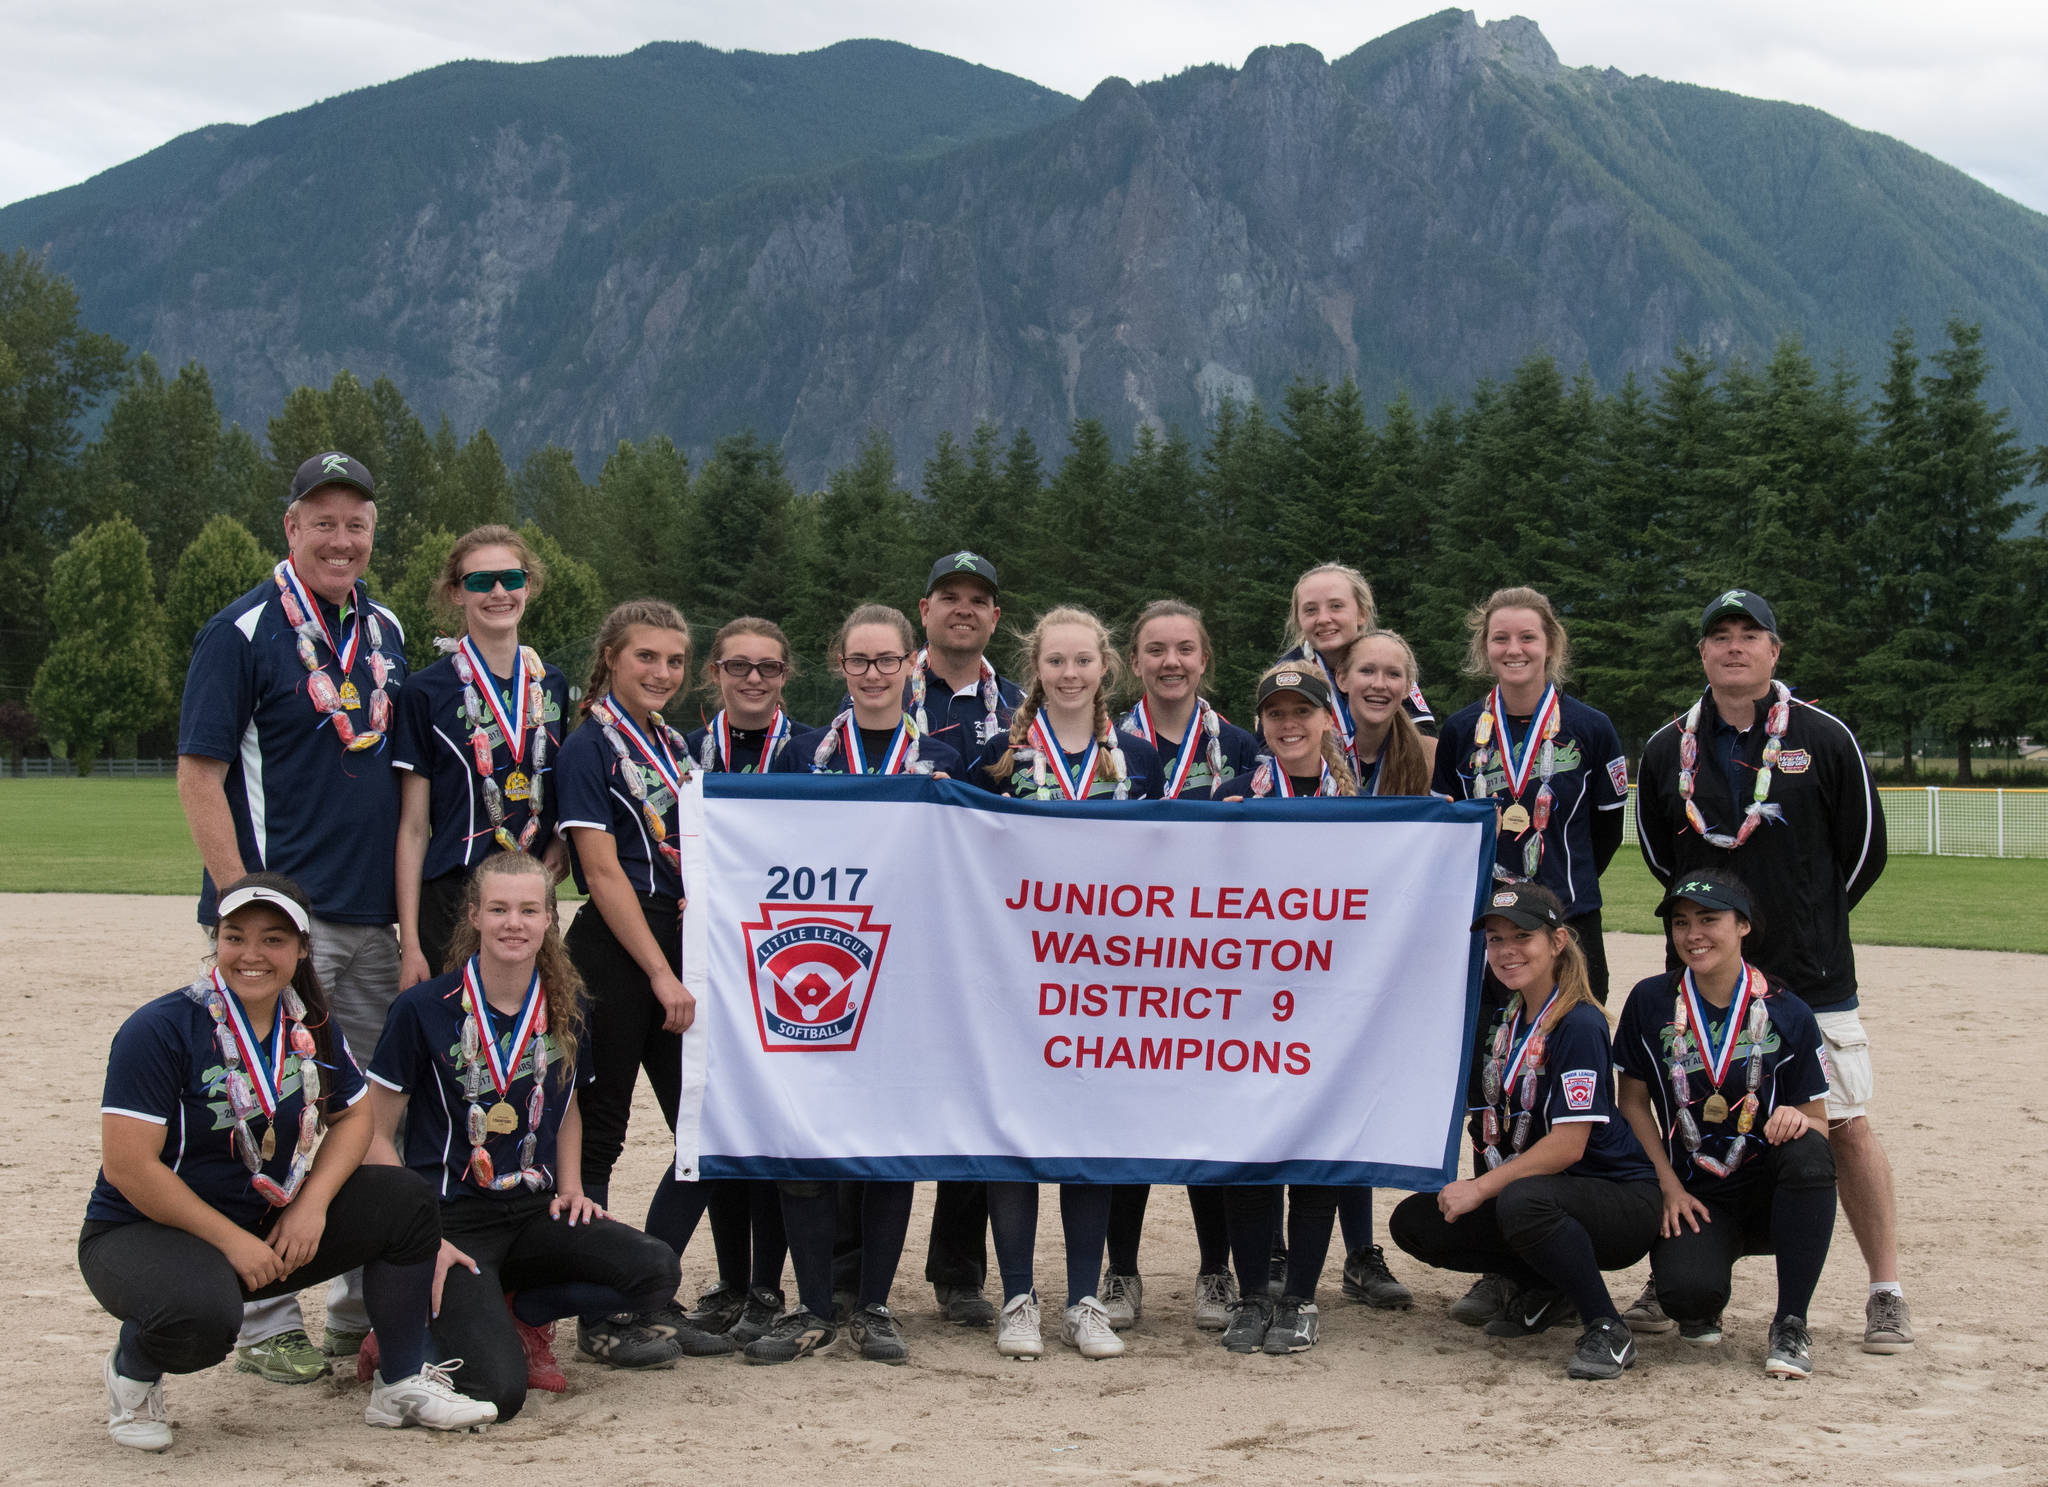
712, 708, 788, 772
1488, 683, 1560, 798
1309, 650, 1356, 752
1128, 699, 1201, 799
460, 957, 544, 1098
211, 968, 284, 1118
1029, 710, 1099, 799
841, 715, 914, 775
275, 558, 360, 672
1268, 760, 1333, 798
457, 635, 529, 766
1681, 962, 1755, 1091
602, 694, 685, 798
1501, 986, 1561, 1093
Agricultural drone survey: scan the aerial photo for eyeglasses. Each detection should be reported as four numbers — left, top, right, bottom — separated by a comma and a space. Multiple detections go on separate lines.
715, 658, 789, 680
461, 568, 528, 593
841, 653, 909, 676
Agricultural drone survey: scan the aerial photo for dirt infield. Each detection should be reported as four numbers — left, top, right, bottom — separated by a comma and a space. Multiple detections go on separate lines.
5, 895, 2043, 1484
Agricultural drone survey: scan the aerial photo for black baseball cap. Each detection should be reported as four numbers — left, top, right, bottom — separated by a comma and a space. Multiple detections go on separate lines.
289, 451, 376, 505
1699, 588, 1776, 637
1657, 875, 1754, 922
1255, 667, 1331, 713
1471, 883, 1564, 933
926, 550, 999, 596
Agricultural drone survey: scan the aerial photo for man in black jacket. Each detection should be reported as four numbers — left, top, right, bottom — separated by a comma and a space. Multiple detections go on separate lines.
1636, 590, 1908, 1354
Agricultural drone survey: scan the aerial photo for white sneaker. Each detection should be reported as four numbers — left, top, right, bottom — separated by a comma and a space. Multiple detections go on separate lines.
997, 1293, 1043, 1360
1099, 1271, 1142, 1330
1193, 1271, 1238, 1331
1061, 1296, 1126, 1360
365, 1361, 499, 1432
103, 1351, 172, 1452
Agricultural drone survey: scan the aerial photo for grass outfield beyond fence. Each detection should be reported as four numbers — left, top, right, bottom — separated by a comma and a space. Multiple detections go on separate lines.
3, 777, 2044, 954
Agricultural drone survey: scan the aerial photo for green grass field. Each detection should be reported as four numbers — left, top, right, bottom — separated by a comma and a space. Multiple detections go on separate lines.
2, 777, 2044, 953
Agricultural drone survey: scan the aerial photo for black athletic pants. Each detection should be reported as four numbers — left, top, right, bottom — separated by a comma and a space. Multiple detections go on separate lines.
1390, 1174, 1659, 1326
781, 1181, 914, 1318
1653, 1131, 1836, 1326
1105, 1184, 1230, 1276
924, 1181, 990, 1291
1225, 1185, 1340, 1301
416, 868, 471, 981
567, 893, 682, 1200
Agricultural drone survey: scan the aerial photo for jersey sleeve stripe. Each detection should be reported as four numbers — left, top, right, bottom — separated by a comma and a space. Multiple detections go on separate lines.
101, 1106, 169, 1124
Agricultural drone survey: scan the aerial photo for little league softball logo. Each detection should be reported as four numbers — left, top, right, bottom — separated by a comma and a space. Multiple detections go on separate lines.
743, 904, 892, 1051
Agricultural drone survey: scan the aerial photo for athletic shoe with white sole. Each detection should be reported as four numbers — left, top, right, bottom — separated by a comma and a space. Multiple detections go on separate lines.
743, 1309, 837, 1365
1099, 1272, 1142, 1330
1565, 1317, 1637, 1381
1864, 1291, 1914, 1354
684, 1284, 747, 1335
1262, 1297, 1321, 1354
727, 1287, 784, 1345
579, 1311, 688, 1367
1222, 1296, 1275, 1354
1620, 1278, 1675, 1334
1061, 1296, 1125, 1359
997, 1293, 1044, 1360
103, 1352, 172, 1452
366, 1362, 499, 1431
1678, 1315, 1723, 1345
320, 1326, 370, 1360
1765, 1315, 1814, 1379
849, 1303, 909, 1365
1340, 1245, 1413, 1309
1449, 1273, 1511, 1328
1484, 1285, 1577, 1338
1193, 1271, 1238, 1331
235, 1327, 329, 1383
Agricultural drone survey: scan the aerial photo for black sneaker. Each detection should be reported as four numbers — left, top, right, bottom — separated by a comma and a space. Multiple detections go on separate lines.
848, 1303, 909, 1365
640, 1302, 741, 1358
1484, 1285, 1578, 1338
1261, 1296, 1321, 1354
1222, 1296, 1274, 1354
934, 1284, 998, 1328
728, 1287, 784, 1345
1678, 1314, 1724, 1345
743, 1309, 837, 1365
1449, 1273, 1511, 1327
1620, 1278, 1675, 1334
1765, 1315, 1814, 1379
577, 1312, 687, 1368
832, 1288, 859, 1327
1340, 1245, 1413, 1309
685, 1284, 747, 1335
1566, 1316, 1637, 1380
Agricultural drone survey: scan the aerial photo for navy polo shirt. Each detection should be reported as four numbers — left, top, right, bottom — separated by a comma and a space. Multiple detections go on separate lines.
1431, 692, 1627, 917
367, 969, 595, 1202
178, 578, 409, 924
89, 987, 368, 1230
393, 653, 570, 881
555, 713, 685, 901
967, 729, 1163, 800
682, 718, 815, 775
1118, 708, 1259, 799
1614, 971, 1831, 1186
1486, 1000, 1654, 1184
887, 661, 1025, 749
774, 723, 966, 777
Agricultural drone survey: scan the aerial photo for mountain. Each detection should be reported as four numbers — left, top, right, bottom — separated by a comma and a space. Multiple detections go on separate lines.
7, 13, 2047, 486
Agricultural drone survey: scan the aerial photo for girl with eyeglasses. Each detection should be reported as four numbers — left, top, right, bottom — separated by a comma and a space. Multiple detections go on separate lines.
394, 527, 571, 994
684, 618, 813, 774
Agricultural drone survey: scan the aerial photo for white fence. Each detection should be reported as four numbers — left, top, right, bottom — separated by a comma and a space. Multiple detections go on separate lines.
1621, 786, 2048, 860
6, 758, 176, 777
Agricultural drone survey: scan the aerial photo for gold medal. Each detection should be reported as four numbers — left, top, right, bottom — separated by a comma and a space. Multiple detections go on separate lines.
504, 770, 531, 802
1500, 802, 1532, 834
260, 1125, 277, 1162
485, 1100, 520, 1135
1702, 1092, 1730, 1125
339, 679, 362, 710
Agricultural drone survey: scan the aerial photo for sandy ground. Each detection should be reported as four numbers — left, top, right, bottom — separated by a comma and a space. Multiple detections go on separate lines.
5, 895, 2046, 1485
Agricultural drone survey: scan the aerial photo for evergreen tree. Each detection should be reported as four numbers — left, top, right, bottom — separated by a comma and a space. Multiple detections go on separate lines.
587, 437, 690, 606
29, 516, 172, 773
165, 515, 272, 681
787, 431, 922, 717
686, 431, 795, 625
384, 528, 459, 671
1193, 399, 1291, 712
516, 443, 589, 530
518, 524, 608, 686
1019, 418, 1125, 623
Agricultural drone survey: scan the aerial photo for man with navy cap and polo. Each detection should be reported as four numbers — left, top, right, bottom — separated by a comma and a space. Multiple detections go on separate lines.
1634, 589, 1903, 1353
176, 451, 411, 1381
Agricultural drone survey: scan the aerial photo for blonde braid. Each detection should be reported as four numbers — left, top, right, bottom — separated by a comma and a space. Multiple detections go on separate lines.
1320, 732, 1360, 796
1094, 692, 1130, 798
986, 676, 1046, 783
1199, 699, 1227, 797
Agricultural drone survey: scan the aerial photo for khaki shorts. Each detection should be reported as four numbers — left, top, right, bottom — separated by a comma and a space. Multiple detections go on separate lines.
1813, 1008, 1875, 1123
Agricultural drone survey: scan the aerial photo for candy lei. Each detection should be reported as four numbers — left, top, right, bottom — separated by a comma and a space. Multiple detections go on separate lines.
587, 695, 692, 873
1250, 756, 1336, 798
697, 708, 791, 773
811, 709, 922, 774
456, 958, 550, 1191
909, 649, 1002, 742
1478, 987, 1561, 1169
1678, 680, 1791, 848
440, 636, 550, 852
192, 969, 323, 1207
274, 559, 393, 752
1469, 684, 1562, 881
1021, 708, 1129, 801
1124, 697, 1226, 799
1667, 964, 1771, 1178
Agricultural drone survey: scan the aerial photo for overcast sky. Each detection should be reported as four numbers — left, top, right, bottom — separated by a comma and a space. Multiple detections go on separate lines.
5, 1, 2046, 214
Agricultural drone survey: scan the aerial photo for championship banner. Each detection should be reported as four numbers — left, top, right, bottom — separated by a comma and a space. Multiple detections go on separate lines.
675, 776, 1497, 1189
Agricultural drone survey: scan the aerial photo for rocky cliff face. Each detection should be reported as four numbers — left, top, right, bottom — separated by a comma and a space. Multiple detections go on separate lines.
8, 13, 2047, 484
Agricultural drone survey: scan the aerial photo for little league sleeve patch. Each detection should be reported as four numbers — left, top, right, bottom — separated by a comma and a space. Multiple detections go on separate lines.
1606, 756, 1629, 794
1561, 1069, 1598, 1111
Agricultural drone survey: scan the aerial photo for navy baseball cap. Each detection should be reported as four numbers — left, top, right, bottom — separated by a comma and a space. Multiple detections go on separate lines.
289, 451, 376, 505
1255, 666, 1331, 713
1471, 882, 1564, 933
926, 550, 999, 596
1700, 588, 1776, 637
1657, 875, 1754, 922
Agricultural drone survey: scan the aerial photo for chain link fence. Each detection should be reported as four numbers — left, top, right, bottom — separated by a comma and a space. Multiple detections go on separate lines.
1621, 785, 2048, 859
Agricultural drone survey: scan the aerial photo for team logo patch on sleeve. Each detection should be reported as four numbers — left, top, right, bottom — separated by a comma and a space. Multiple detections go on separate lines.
743, 904, 892, 1052
1607, 756, 1629, 794
1777, 749, 1812, 774
1560, 1069, 1598, 1111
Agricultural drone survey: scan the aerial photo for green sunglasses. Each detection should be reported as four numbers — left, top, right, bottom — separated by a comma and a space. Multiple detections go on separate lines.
461, 568, 528, 593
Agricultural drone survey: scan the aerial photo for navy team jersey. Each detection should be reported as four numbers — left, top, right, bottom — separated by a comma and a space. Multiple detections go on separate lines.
1431, 692, 1627, 918
772, 721, 965, 777
367, 970, 595, 1201
178, 578, 410, 924
1614, 970, 1831, 1186
876, 660, 1025, 750
89, 987, 368, 1229
555, 714, 684, 901
1276, 642, 1436, 735
1119, 707, 1259, 799
393, 653, 570, 881
967, 728, 1162, 800
1488, 1000, 1656, 1184
681, 718, 814, 775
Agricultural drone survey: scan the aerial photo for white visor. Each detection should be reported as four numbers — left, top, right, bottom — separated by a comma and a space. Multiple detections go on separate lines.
216, 885, 312, 935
